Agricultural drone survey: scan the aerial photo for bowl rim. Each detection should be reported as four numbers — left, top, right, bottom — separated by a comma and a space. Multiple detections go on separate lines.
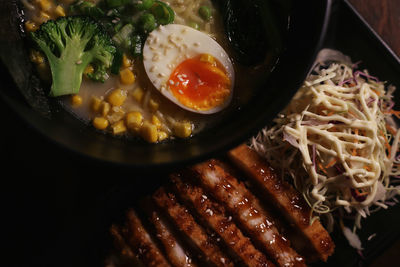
0, 0, 333, 170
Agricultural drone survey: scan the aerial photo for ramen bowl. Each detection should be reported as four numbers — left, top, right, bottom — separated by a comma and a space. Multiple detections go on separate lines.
0, 0, 332, 168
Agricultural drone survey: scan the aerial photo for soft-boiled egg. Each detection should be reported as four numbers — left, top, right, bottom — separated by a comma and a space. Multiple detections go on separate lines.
143, 24, 235, 114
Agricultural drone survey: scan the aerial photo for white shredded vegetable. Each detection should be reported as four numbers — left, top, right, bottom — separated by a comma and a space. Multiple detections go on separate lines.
251, 50, 400, 249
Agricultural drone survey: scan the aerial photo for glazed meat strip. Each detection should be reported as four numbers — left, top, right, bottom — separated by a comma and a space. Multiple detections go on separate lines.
192, 160, 306, 267
110, 224, 142, 266
228, 145, 335, 262
150, 210, 198, 267
125, 209, 171, 267
170, 173, 276, 267
153, 187, 234, 267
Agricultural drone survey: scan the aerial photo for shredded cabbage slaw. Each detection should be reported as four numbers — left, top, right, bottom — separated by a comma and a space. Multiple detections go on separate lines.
251, 54, 400, 249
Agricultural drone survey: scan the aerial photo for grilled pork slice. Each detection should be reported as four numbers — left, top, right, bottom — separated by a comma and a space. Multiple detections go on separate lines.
170, 173, 276, 267
192, 160, 306, 267
153, 187, 234, 267
125, 209, 171, 267
110, 224, 143, 266
228, 145, 335, 262
150, 210, 198, 267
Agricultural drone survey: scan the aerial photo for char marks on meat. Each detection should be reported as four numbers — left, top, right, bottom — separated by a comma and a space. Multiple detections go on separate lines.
170, 173, 276, 267
153, 187, 234, 267
108, 145, 335, 267
192, 160, 306, 267
228, 145, 335, 262
125, 209, 171, 267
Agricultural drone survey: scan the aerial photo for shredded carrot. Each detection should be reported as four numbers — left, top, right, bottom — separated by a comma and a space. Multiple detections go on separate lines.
386, 109, 400, 119
354, 129, 359, 141
325, 158, 337, 169
386, 123, 397, 136
318, 162, 328, 175
354, 189, 369, 197
371, 89, 381, 96
363, 165, 371, 171
327, 111, 335, 117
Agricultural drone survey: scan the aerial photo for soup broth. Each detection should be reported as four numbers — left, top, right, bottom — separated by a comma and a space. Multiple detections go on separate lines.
23, 0, 283, 143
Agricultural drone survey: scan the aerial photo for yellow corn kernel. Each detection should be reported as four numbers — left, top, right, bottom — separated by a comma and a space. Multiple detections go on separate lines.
84, 64, 94, 76
54, 5, 66, 17
107, 88, 127, 107
100, 101, 111, 117
107, 107, 126, 124
158, 131, 168, 142
119, 68, 135, 85
174, 121, 192, 138
38, 0, 53, 11
111, 120, 127, 135
126, 111, 143, 131
29, 50, 44, 64
200, 53, 216, 65
122, 54, 132, 68
93, 117, 109, 130
131, 87, 144, 103
151, 115, 161, 129
36, 62, 51, 82
91, 96, 102, 112
140, 121, 158, 143
149, 98, 159, 111
71, 94, 83, 107
39, 11, 51, 21
25, 21, 38, 32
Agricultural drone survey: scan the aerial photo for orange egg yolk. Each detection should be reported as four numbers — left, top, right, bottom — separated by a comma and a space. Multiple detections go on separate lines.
168, 54, 231, 111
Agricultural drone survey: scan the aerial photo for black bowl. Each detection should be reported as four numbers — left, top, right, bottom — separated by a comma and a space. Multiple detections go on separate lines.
0, 0, 332, 169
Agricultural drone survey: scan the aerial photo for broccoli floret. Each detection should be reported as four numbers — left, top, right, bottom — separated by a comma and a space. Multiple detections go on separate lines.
30, 16, 116, 97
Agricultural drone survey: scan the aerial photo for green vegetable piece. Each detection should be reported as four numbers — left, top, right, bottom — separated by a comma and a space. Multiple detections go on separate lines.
112, 23, 135, 48
111, 49, 123, 74
150, 0, 174, 25
131, 34, 143, 57
188, 21, 199, 30
106, 0, 131, 8
30, 16, 116, 96
198, 6, 211, 21
70, 1, 105, 18
133, 0, 154, 10
139, 13, 157, 33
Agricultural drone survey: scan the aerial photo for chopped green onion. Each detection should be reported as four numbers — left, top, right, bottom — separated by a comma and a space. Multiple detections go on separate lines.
106, 0, 131, 8
111, 49, 124, 74
70, 1, 105, 18
150, 1, 174, 25
133, 0, 154, 10
112, 23, 135, 48
131, 34, 143, 57
188, 21, 199, 30
113, 21, 124, 33
139, 13, 157, 33
198, 6, 211, 21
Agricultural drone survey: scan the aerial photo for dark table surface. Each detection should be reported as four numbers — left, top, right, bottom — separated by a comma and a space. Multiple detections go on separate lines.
347, 0, 400, 265
1, 0, 400, 266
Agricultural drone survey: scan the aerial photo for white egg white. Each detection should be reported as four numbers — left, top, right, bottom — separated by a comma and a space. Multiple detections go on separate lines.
142, 24, 235, 114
